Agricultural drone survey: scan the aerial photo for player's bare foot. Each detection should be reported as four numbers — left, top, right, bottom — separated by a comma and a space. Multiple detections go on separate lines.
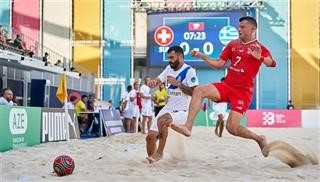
170, 124, 191, 137
146, 153, 163, 164
258, 135, 268, 157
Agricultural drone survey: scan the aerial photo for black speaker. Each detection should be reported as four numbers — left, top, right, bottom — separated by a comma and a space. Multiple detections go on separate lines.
30, 79, 46, 107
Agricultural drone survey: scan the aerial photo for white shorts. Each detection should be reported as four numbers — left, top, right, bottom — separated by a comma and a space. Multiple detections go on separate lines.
211, 103, 227, 119
141, 106, 153, 117
132, 106, 140, 118
213, 111, 226, 119
123, 108, 132, 119
150, 107, 188, 132
209, 110, 228, 121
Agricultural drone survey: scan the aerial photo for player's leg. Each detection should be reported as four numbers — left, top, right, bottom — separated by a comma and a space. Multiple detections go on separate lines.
131, 117, 137, 133
125, 118, 132, 133
142, 108, 153, 134
141, 115, 147, 134
123, 108, 132, 133
218, 115, 224, 137
215, 114, 224, 137
226, 111, 267, 156
154, 106, 159, 117
171, 84, 221, 137
148, 113, 172, 162
121, 118, 126, 132
141, 107, 147, 134
146, 130, 158, 157
146, 109, 166, 162
147, 116, 152, 131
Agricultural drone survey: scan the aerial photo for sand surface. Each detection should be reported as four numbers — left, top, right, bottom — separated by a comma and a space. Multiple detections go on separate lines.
1, 127, 319, 182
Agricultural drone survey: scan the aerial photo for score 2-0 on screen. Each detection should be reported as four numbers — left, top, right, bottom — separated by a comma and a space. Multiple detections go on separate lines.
148, 11, 245, 67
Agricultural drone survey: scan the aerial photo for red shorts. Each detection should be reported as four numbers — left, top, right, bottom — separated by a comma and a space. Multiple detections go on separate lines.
212, 82, 253, 114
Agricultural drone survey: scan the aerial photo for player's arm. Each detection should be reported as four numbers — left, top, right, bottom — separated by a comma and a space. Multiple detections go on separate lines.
190, 50, 226, 69
140, 92, 152, 99
130, 96, 135, 102
147, 77, 161, 88
177, 83, 196, 96
129, 91, 136, 102
167, 76, 195, 96
261, 56, 276, 67
121, 100, 127, 111
153, 96, 158, 104
249, 44, 276, 67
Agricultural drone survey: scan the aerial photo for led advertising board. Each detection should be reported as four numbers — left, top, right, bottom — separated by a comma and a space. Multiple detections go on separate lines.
147, 11, 245, 67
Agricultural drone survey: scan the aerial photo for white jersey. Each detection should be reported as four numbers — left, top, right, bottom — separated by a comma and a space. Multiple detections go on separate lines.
140, 84, 152, 109
63, 102, 74, 109
158, 64, 198, 111
122, 91, 130, 111
0, 97, 13, 106
129, 89, 140, 117
128, 89, 137, 107
123, 91, 132, 119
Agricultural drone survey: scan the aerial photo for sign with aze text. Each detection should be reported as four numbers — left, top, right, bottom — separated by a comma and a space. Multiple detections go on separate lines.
0, 106, 41, 152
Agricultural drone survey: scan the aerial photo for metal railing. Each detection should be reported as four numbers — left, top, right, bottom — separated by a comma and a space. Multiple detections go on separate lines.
0, 24, 93, 76
131, 0, 264, 12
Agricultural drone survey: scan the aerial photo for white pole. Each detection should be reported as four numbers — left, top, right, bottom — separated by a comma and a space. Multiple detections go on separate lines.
256, 7, 260, 109
130, 1, 134, 80
205, 109, 209, 127
100, 0, 104, 101
64, 97, 70, 141
205, 100, 209, 127
287, 0, 291, 101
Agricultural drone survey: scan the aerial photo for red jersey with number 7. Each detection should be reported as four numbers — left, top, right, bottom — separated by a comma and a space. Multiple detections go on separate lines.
220, 39, 275, 90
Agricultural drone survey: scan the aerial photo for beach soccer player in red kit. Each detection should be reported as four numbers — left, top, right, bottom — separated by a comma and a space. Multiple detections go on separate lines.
171, 16, 277, 157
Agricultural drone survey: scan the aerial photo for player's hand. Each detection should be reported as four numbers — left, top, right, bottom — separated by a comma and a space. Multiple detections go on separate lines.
189, 50, 203, 59
147, 79, 158, 88
167, 76, 180, 87
248, 44, 262, 60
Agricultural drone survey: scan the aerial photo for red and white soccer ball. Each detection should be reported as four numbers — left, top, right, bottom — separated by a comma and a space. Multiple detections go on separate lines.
53, 155, 75, 176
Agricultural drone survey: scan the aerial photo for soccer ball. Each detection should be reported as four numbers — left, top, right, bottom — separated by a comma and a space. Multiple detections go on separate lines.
53, 155, 75, 176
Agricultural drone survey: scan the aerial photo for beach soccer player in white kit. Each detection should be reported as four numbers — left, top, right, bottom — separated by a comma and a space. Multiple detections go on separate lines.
140, 77, 153, 134
211, 77, 228, 137
211, 100, 228, 137
145, 46, 199, 163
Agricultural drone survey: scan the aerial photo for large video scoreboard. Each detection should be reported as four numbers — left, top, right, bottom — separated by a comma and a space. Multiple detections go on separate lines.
147, 11, 245, 67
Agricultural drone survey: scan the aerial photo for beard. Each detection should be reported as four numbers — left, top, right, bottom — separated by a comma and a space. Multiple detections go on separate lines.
169, 59, 179, 70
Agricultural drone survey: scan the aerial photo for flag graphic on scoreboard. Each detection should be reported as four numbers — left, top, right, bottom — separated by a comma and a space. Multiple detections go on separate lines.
188, 22, 205, 31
